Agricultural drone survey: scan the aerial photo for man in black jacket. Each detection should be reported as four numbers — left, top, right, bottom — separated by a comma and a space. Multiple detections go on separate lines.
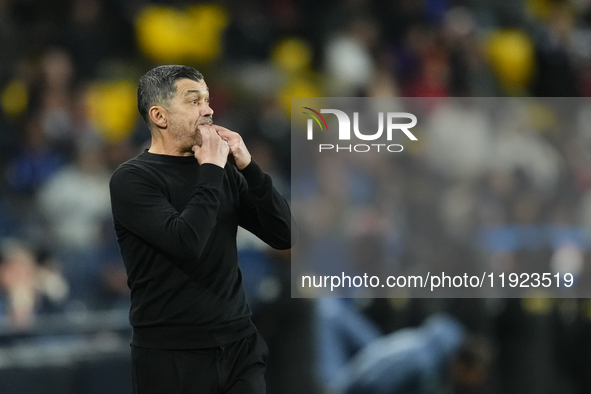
109, 65, 293, 394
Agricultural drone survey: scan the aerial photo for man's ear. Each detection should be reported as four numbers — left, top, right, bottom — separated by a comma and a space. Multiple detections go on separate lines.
148, 105, 167, 129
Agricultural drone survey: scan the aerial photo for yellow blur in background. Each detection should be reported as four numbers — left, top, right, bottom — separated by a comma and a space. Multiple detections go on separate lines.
86, 80, 137, 143
135, 4, 229, 64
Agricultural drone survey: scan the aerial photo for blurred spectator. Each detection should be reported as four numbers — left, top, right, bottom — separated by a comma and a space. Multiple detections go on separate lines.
401, 27, 450, 97
36, 138, 111, 304
5, 116, 65, 196
492, 103, 564, 192
324, 16, 379, 96
35, 48, 77, 153
443, 7, 497, 96
37, 138, 110, 252
0, 238, 68, 330
531, 2, 579, 96
425, 99, 492, 183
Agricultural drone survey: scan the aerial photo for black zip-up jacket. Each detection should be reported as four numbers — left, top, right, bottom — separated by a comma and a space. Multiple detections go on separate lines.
109, 151, 292, 349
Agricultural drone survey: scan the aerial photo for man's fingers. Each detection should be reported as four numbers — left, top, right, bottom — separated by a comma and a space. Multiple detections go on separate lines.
210, 124, 250, 169
198, 124, 217, 138
213, 125, 238, 140
199, 125, 226, 146
212, 124, 230, 134
193, 124, 230, 168
213, 126, 243, 151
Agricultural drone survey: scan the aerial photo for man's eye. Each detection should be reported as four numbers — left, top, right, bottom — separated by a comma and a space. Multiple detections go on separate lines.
191, 99, 197, 104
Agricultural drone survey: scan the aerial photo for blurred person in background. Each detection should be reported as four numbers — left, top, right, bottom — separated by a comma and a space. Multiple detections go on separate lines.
316, 298, 492, 394
109, 65, 293, 394
36, 48, 76, 152
343, 319, 491, 394
37, 137, 112, 306
324, 15, 379, 96
5, 115, 65, 198
531, 2, 579, 96
0, 238, 68, 330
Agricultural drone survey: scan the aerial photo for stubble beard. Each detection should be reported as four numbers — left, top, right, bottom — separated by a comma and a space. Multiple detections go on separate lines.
173, 117, 213, 152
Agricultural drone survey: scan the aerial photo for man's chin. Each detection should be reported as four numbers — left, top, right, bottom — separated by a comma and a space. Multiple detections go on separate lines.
183, 143, 198, 154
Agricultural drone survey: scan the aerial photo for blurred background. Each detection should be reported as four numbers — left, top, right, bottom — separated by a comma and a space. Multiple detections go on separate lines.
290, 96, 591, 299
0, 0, 590, 393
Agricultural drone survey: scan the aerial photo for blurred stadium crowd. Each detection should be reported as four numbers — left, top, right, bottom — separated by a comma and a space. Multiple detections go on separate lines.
0, 0, 590, 393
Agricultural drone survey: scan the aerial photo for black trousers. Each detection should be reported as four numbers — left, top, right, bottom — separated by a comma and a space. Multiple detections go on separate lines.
131, 332, 268, 394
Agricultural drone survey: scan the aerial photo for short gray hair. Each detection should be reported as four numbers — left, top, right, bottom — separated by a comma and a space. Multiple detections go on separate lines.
137, 65, 204, 125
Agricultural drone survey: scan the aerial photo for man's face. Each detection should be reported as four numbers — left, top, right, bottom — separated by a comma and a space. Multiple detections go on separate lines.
167, 78, 213, 154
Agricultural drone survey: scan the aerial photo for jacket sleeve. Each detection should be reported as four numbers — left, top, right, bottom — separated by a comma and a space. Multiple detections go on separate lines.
236, 160, 296, 250
109, 163, 224, 261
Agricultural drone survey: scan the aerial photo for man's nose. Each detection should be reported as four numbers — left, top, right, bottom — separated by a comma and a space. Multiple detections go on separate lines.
203, 104, 214, 117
